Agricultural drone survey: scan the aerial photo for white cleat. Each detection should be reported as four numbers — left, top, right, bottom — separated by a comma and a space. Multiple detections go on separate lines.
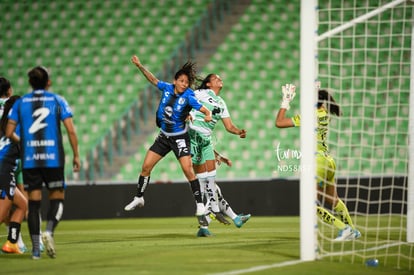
124, 196, 145, 211
42, 232, 56, 259
334, 225, 355, 241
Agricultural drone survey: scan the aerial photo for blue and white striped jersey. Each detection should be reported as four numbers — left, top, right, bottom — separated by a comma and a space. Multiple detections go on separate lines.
8, 90, 73, 168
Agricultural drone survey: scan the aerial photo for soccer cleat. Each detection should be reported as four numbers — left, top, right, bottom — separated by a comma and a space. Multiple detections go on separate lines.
212, 212, 231, 225
334, 225, 355, 241
197, 227, 212, 237
345, 228, 361, 241
124, 196, 145, 211
42, 232, 56, 258
233, 214, 251, 228
1, 240, 23, 254
353, 228, 362, 239
19, 245, 28, 253
32, 250, 41, 260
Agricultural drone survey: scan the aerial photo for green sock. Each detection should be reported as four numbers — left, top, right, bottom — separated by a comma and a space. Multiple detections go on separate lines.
317, 206, 346, 230
333, 199, 355, 228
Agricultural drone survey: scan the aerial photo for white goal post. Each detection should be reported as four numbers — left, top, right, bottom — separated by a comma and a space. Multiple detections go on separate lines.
300, 0, 414, 269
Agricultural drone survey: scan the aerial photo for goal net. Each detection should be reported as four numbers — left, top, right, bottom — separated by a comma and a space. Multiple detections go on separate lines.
313, 0, 413, 270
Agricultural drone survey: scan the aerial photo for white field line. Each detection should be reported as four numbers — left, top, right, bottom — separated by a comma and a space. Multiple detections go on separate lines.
207, 241, 407, 275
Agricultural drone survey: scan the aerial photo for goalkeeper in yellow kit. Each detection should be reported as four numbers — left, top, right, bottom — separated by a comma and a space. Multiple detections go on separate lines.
275, 83, 361, 241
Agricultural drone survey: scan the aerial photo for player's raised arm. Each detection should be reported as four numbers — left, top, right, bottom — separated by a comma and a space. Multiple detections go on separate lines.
131, 55, 159, 86
221, 117, 246, 138
275, 83, 296, 128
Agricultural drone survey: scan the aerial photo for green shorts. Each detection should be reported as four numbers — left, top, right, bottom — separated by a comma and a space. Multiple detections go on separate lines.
15, 159, 23, 186
189, 130, 215, 165
316, 151, 336, 187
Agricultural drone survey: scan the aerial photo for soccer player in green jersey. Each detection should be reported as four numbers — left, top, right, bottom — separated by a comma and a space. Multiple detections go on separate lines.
188, 74, 250, 237
275, 83, 361, 241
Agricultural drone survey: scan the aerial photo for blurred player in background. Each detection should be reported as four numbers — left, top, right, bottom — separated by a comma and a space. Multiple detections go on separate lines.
0, 94, 28, 255
0, 78, 29, 252
6, 66, 80, 259
124, 55, 212, 229
275, 83, 361, 241
0, 77, 13, 115
188, 73, 250, 237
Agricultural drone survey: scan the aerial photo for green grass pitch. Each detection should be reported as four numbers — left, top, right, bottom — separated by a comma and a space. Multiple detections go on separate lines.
1, 217, 412, 275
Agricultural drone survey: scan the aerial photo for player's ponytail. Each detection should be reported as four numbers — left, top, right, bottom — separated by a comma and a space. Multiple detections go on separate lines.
0, 95, 20, 134
0, 77, 11, 97
318, 89, 341, 116
174, 61, 202, 89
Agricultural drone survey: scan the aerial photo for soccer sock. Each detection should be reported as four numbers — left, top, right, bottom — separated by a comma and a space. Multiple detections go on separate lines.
333, 199, 355, 228
28, 200, 41, 252
46, 199, 64, 233
205, 213, 212, 225
17, 232, 25, 248
196, 172, 208, 204
216, 185, 237, 219
7, 222, 20, 244
219, 198, 237, 220
136, 175, 150, 197
189, 179, 203, 203
205, 170, 219, 213
316, 206, 346, 230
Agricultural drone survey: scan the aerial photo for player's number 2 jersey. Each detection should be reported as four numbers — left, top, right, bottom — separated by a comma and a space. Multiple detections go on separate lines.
8, 90, 73, 169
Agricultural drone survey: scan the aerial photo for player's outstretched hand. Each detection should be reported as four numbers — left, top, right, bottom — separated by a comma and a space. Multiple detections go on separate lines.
280, 83, 296, 110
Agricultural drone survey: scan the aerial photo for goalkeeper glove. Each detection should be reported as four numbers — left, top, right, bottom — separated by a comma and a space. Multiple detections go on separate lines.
280, 83, 296, 110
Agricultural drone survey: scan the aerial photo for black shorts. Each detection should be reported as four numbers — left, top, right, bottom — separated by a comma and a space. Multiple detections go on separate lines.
149, 132, 192, 159
23, 167, 66, 191
0, 171, 16, 200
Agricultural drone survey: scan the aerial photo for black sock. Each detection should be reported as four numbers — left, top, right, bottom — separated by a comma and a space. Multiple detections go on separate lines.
137, 175, 150, 197
189, 179, 203, 203
28, 200, 41, 252
8, 222, 20, 244
28, 200, 41, 236
46, 199, 64, 233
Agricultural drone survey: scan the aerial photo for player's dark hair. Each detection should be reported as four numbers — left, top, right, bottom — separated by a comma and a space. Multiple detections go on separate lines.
197, 73, 215, 90
28, 66, 50, 90
174, 61, 200, 89
318, 89, 341, 116
0, 77, 11, 97
0, 95, 20, 134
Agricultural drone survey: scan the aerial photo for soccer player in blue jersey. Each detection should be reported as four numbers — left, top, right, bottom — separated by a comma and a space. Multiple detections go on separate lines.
275, 83, 360, 241
0, 95, 28, 255
6, 66, 80, 259
124, 55, 212, 228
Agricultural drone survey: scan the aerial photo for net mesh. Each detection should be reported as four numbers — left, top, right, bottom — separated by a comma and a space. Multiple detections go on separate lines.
316, 0, 413, 270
